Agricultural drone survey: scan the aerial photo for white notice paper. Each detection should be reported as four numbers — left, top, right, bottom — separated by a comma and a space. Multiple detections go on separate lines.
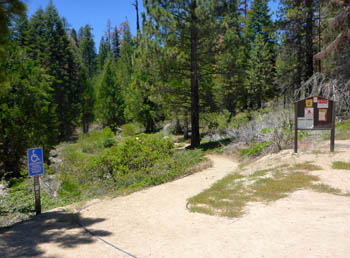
319, 109, 327, 122
318, 99, 329, 108
305, 108, 314, 119
298, 117, 314, 129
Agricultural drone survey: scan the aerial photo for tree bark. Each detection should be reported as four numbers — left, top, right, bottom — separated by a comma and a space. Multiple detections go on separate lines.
184, 111, 189, 139
190, 0, 200, 148
305, 0, 314, 87
134, 0, 140, 35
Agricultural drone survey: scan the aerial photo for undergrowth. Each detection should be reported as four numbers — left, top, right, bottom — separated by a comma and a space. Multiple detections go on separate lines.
239, 141, 273, 158
0, 130, 207, 228
335, 120, 350, 140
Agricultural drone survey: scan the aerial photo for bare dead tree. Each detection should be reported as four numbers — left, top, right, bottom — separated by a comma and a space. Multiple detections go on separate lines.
296, 73, 350, 118
133, 0, 141, 35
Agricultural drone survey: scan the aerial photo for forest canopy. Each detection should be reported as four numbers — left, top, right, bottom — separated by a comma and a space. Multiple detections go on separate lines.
1, 0, 349, 179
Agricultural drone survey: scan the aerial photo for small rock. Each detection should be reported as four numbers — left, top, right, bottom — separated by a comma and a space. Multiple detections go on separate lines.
0, 183, 8, 198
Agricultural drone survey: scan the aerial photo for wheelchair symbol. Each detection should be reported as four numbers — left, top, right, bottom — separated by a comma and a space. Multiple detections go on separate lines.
31, 150, 40, 163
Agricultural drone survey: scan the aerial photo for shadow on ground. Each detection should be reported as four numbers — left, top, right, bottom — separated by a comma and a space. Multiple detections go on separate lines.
198, 138, 232, 152
0, 210, 111, 258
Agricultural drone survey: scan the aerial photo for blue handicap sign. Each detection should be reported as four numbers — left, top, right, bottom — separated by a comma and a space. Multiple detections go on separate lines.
28, 148, 44, 176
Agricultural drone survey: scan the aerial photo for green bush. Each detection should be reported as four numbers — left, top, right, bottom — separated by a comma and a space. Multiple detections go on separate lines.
336, 120, 350, 130
201, 110, 231, 134
239, 141, 273, 157
54, 133, 206, 201
77, 128, 116, 153
140, 149, 206, 186
0, 177, 67, 227
121, 123, 143, 137
230, 112, 250, 129
1, 131, 207, 228
57, 132, 206, 193
82, 134, 174, 184
335, 120, 350, 140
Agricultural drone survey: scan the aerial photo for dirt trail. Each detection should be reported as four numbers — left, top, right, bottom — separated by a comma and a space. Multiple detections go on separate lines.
0, 155, 237, 258
1, 143, 350, 258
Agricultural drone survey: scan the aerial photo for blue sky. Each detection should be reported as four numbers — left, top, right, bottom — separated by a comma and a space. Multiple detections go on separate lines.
25, 0, 145, 48
24, 0, 279, 49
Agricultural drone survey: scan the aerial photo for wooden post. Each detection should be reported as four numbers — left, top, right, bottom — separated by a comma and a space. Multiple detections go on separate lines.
294, 103, 298, 153
34, 175, 41, 215
330, 102, 336, 152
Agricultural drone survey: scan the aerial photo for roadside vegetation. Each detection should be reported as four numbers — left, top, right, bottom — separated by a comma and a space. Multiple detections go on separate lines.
2, 106, 349, 227
335, 120, 350, 140
0, 129, 208, 227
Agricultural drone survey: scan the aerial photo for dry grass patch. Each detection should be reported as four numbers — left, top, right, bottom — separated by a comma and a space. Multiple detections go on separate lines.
251, 172, 319, 202
187, 167, 319, 218
187, 173, 247, 217
332, 161, 350, 170
188, 163, 349, 219
309, 183, 350, 196
292, 161, 322, 171
248, 169, 269, 178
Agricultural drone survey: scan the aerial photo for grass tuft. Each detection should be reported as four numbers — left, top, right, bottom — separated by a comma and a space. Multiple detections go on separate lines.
188, 163, 350, 219
332, 161, 350, 170
292, 162, 322, 171
252, 172, 319, 202
249, 169, 269, 178
188, 168, 320, 218
310, 183, 343, 195
335, 120, 350, 140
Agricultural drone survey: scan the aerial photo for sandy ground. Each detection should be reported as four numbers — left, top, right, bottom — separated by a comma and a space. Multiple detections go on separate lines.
1, 142, 350, 258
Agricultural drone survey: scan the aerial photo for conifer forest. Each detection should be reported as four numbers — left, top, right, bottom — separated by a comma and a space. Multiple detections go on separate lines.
1, 0, 350, 180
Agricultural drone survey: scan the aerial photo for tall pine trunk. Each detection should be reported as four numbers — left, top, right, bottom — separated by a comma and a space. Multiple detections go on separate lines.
305, 0, 314, 90
134, 0, 140, 35
190, 0, 200, 148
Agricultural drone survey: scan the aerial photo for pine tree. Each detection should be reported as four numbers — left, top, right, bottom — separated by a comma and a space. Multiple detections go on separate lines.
0, 41, 57, 178
143, 0, 220, 147
118, 22, 134, 99
111, 26, 120, 60
97, 57, 125, 132
12, 14, 29, 47
214, 0, 245, 115
77, 26, 84, 45
278, 0, 319, 98
70, 28, 78, 47
25, 8, 46, 61
313, 0, 350, 104
80, 68, 95, 133
0, 0, 26, 49
244, 0, 276, 108
79, 24, 97, 76
97, 36, 109, 71
25, 2, 83, 140
247, 33, 276, 108
72, 25, 96, 134
125, 33, 165, 133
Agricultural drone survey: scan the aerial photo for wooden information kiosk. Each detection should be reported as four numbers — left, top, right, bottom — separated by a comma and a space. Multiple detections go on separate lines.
294, 96, 336, 153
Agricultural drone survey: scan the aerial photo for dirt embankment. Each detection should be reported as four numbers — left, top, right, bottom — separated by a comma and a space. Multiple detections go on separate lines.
1, 141, 350, 258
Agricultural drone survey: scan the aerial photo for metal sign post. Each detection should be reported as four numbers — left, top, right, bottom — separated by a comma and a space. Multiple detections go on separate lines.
331, 102, 336, 152
27, 148, 44, 215
33, 175, 41, 215
294, 103, 298, 153
294, 96, 336, 153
